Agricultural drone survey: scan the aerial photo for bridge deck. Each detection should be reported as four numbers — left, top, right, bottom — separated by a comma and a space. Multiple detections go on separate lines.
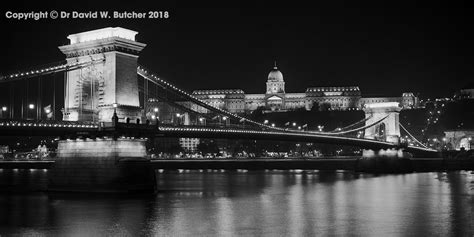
0, 120, 437, 154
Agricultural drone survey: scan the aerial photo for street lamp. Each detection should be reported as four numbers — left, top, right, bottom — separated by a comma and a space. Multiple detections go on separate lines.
112, 103, 118, 123
1, 106, 6, 119
27, 104, 35, 120
264, 120, 269, 124
113, 103, 118, 114
44, 107, 51, 120
176, 113, 183, 125
152, 107, 159, 122
199, 117, 205, 125
222, 116, 228, 127
292, 122, 296, 127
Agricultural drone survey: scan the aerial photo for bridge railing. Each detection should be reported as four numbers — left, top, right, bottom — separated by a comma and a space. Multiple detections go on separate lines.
0, 119, 99, 128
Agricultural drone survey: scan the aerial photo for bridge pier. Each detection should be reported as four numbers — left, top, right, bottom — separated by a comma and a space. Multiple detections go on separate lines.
358, 102, 413, 172
363, 102, 402, 144
48, 138, 156, 193
60, 27, 146, 123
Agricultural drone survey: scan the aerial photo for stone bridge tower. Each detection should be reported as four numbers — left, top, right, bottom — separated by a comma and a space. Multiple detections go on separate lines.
59, 27, 146, 122
363, 102, 402, 145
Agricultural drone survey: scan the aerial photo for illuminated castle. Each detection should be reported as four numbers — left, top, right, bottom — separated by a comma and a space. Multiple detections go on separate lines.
191, 63, 419, 114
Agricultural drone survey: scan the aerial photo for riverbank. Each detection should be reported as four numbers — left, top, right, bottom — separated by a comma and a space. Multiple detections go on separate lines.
150, 157, 474, 172
1, 157, 473, 172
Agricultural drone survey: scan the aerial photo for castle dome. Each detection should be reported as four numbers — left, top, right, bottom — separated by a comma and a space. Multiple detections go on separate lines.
268, 64, 283, 82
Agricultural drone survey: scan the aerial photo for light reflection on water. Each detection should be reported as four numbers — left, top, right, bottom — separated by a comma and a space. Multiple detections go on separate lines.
0, 170, 473, 236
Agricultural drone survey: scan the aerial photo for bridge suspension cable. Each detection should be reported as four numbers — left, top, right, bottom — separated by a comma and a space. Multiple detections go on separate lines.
399, 122, 429, 149
328, 116, 373, 133
145, 89, 215, 120
0, 57, 106, 83
305, 115, 389, 136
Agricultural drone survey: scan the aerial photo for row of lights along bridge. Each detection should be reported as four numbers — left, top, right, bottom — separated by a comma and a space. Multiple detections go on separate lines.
0, 104, 52, 119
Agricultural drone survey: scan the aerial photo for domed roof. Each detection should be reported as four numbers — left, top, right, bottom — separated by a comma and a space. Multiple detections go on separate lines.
268, 65, 284, 82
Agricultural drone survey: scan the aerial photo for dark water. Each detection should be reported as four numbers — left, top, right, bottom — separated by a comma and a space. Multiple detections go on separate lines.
0, 169, 473, 236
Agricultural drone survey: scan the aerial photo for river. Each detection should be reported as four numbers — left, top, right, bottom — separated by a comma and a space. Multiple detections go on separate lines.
0, 169, 473, 236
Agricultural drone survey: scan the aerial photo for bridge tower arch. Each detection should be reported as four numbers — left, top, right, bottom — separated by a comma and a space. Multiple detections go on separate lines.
59, 27, 146, 122
363, 102, 402, 145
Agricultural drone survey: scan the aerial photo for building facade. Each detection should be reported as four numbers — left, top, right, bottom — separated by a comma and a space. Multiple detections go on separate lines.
192, 64, 419, 114
454, 84, 474, 100
444, 130, 473, 150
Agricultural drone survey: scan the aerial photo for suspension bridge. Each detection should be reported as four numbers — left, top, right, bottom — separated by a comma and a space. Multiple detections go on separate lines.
0, 27, 434, 154
0, 27, 439, 192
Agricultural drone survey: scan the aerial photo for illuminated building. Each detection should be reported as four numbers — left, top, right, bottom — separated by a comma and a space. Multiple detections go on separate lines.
179, 138, 200, 152
192, 63, 419, 113
454, 84, 474, 100
444, 130, 473, 150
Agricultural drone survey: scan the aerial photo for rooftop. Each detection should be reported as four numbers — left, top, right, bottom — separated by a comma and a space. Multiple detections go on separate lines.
67, 27, 138, 44
306, 86, 360, 93
192, 89, 245, 95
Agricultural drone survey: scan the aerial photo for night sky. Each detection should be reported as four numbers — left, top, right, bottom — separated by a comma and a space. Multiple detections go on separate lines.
1, 1, 472, 98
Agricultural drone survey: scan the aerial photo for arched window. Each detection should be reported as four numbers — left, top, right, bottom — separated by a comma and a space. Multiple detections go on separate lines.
376, 123, 386, 139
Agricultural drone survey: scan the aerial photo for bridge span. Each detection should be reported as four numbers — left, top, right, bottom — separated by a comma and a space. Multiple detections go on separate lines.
0, 119, 437, 155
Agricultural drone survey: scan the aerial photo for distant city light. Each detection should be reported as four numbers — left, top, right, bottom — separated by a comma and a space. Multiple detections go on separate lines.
28, 104, 35, 109
1, 106, 6, 111
154, 107, 159, 112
